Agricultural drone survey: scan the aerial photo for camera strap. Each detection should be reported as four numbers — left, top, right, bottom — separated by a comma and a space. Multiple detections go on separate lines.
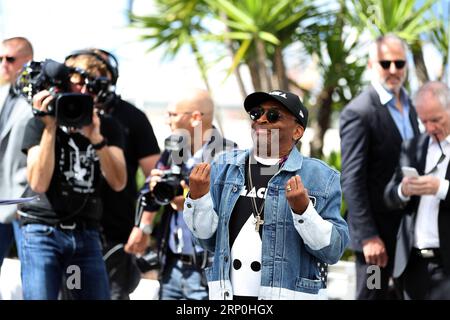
31, 107, 52, 117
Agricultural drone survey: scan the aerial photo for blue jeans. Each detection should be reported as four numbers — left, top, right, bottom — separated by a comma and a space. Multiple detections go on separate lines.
21, 223, 110, 300
160, 256, 208, 300
0, 219, 22, 268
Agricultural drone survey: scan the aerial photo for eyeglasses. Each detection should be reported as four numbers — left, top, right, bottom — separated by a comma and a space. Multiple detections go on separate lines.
378, 60, 406, 70
0, 56, 16, 63
425, 135, 446, 175
167, 112, 190, 118
248, 106, 286, 123
166, 111, 204, 118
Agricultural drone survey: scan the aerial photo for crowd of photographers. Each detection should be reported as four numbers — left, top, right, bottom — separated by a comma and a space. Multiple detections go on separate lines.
6, 32, 450, 301
1, 36, 228, 300
2, 36, 348, 302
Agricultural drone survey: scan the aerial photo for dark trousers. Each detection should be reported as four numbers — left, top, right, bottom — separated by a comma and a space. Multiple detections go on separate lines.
402, 252, 450, 300
355, 251, 401, 300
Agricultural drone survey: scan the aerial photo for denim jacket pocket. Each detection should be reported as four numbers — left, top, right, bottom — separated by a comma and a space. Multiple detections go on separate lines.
307, 191, 325, 212
295, 276, 323, 294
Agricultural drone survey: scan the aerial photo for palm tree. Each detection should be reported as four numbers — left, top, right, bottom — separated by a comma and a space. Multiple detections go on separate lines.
427, 1, 449, 81
350, 0, 439, 85
129, 0, 213, 91
301, 0, 366, 158
206, 0, 319, 92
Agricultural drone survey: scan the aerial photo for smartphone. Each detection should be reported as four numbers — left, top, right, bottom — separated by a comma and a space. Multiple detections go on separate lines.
401, 166, 419, 178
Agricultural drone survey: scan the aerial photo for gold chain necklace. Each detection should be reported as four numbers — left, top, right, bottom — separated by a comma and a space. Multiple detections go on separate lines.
247, 157, 265, 232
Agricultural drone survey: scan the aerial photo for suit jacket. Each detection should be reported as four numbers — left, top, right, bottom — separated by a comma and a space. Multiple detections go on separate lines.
340, 84, 420, 256
384, 134, 450, 277
0, 85, 33, 223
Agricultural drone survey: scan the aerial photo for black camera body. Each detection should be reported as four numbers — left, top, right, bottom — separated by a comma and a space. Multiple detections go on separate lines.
15, 59, 93, 128
135, 248, 161, 273
152, 167, 185, 206
152, 134, 190, 206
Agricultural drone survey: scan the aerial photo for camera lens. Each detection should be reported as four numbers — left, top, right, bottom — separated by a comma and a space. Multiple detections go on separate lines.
152, 175, 184, 206
62, 101, 83, 119
55, 93, 93, 128
153, 181, 177, 205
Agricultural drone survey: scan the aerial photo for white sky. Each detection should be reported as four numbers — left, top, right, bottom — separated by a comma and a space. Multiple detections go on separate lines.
0, 0, 249, 108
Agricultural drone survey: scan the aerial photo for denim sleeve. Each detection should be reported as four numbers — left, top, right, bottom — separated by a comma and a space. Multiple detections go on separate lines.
295, 172, 349, 264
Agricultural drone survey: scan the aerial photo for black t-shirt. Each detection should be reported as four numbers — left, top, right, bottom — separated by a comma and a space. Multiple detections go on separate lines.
19, 114, 124, 224
229, 155, 278, 298
100, 98, 160, 242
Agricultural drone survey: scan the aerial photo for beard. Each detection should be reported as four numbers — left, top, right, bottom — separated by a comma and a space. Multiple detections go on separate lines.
251, 128, 281, 158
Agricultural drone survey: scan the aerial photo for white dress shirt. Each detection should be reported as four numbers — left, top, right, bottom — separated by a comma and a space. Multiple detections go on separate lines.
414, 137, 450, 249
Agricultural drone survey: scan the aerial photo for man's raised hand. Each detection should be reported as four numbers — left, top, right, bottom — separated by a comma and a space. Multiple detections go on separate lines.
189, 163, 211, 199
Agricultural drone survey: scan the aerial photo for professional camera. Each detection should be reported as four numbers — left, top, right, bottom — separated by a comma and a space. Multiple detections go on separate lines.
14, 59, 93, 128
135, 248, 161, 273
152, 134, 190, 206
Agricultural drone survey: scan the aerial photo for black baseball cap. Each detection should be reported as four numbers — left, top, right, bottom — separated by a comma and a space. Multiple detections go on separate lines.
244, 90, 308, 128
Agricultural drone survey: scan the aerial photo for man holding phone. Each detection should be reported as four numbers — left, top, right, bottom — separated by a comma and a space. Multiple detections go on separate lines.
385, 81, 450, 299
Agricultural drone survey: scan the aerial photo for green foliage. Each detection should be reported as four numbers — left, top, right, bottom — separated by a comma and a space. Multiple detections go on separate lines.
349, 0, 439, 43
202, 0, 320, 82
322, 150, 347, 217
322, 150, 354, 261
136, 167, 146, 191
129, 0, 446, 156
427, 2, 449, 80
129, 0, 210, 59
301, 0, 366, 110
323, 150, 341, 171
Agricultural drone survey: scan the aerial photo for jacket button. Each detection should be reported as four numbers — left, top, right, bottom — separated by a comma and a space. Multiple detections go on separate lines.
187, 203, 192, 208
232, 186, 238, 192
298, 219, 304, 224
224, 256, 229, 262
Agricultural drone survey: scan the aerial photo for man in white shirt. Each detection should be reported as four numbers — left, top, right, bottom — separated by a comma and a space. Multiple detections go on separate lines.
385, 81, 450, 299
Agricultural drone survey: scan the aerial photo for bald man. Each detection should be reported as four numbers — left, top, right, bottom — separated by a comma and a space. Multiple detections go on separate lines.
128, 88, 237, 300
0, 37, 34, 267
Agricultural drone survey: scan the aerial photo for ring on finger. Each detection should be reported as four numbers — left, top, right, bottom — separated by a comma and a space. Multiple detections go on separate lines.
286, 185, 292, 192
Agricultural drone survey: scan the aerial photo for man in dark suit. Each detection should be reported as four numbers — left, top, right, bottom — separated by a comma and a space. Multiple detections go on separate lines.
385, 81, 450, 300
340, 34, 420, 299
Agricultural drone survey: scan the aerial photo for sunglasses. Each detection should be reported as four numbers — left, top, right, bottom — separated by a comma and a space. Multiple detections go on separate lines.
249, 106, 285, 123
378, 60, 406, 70
0, 56, 16, 63
425, 135, 446, 175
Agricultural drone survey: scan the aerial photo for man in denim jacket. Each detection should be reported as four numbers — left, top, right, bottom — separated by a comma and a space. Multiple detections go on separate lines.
184, 90, 349, 300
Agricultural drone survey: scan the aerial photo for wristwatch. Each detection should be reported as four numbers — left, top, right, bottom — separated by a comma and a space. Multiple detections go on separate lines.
139, 222, 153, 235
92, 137, 108, 150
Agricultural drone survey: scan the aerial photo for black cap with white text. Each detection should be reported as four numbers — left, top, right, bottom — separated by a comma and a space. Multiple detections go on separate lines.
244, 90, 308, 128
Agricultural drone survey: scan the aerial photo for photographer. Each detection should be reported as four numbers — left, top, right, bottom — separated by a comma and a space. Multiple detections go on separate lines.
18, 60, 127, 300
65, 49, 161, 299
137, 89, 237, 300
